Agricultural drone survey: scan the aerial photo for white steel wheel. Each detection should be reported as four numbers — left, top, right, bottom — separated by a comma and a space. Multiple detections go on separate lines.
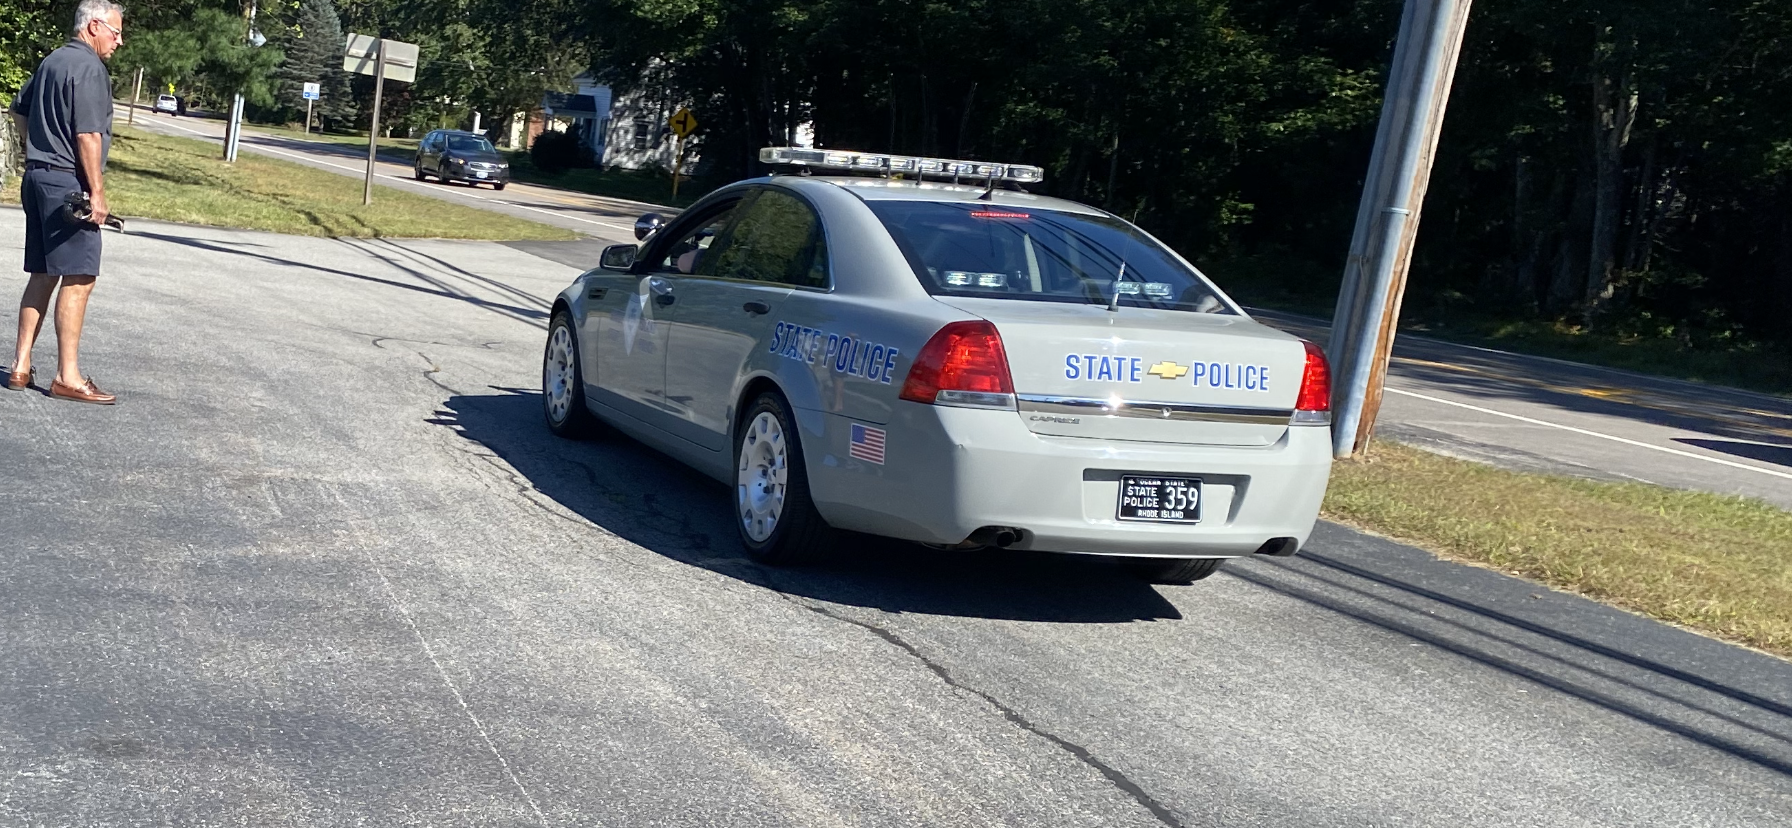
733, 393, 834, 565
542, 312, 594, 438
737, 412, 788, 543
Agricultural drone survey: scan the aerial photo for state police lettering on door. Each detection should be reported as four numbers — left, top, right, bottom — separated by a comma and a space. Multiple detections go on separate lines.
768, 321, 901, 385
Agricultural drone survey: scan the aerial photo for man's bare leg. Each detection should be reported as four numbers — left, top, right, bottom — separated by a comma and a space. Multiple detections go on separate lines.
12, 273, 58, 375
52, 275, 96, 388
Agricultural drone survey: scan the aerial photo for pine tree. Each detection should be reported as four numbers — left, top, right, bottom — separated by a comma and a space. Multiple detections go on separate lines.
273, 0, 357, 130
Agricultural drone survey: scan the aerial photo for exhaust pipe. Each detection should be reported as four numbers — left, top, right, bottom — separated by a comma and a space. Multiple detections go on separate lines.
1253, 537, 1300, 557
963, 526, 1026, 549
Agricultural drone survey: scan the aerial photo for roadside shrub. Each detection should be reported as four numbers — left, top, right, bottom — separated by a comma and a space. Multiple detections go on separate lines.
531, 130, 584, 174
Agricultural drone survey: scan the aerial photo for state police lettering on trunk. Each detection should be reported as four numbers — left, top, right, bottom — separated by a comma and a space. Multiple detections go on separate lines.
1064, 354, 1144, 383
1188, 361, 1271, 391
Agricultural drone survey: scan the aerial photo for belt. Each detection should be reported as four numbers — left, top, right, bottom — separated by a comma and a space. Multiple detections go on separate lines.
24, 161, 77, 174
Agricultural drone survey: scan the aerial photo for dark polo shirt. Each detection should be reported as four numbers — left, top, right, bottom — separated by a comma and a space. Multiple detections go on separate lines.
9, 39, 113, 173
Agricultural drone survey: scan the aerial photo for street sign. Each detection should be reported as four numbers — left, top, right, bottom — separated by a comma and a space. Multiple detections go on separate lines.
342, 34, 418, 84
302, 82, 320, 101
669, 108, 698, 138
342, 34, 421, 206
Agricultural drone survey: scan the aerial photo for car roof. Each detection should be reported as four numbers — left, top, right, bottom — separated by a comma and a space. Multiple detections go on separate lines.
794, 176, 1108, 217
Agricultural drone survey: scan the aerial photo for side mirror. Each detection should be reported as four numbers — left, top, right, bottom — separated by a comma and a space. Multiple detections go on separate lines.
599, 243, 638, 272
634, 213, 665, 240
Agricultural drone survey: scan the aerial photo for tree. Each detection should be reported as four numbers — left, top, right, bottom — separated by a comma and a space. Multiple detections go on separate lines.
272, 0, 356, 129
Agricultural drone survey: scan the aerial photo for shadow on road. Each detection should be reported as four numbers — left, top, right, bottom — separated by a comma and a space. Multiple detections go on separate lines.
1236, 540, 1792, 778
132, 230, 549, 328
435, 388, 1183, 624
436, 387, 1792, 777
1673, 437, 1792, 468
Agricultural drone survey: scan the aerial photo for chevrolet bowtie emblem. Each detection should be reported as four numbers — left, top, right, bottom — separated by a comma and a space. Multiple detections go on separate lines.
1147, 361, 1190, 380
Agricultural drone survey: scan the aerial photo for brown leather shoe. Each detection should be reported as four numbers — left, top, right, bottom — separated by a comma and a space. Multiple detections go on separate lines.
5, 367, 32, 390
50, 377, 116, 405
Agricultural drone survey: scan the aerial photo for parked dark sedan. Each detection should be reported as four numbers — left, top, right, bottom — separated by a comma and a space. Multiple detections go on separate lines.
414, 129, 509, 190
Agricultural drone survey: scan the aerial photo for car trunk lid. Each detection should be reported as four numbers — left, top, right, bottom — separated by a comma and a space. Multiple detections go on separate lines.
937, 297, 1308, 447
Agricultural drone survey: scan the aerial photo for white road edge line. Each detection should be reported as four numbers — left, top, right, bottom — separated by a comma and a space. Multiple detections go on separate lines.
140, 116, 635, 232
1386, 387, 1792, 482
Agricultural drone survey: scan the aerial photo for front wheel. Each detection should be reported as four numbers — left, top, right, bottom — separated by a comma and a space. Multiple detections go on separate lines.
1126, 557, 1225, 585
542, 311, 596, 438
493, 182, 507, 191
735, 393, 833, 565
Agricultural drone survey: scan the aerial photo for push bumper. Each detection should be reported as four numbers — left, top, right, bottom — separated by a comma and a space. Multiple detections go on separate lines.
808, 404, 1332, 559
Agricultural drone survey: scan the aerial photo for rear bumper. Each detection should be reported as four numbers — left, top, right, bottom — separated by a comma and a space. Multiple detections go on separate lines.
807, 403, 1332, 559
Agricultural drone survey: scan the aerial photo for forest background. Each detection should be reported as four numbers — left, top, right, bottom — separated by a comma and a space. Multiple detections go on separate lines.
4, 0, 1789, 389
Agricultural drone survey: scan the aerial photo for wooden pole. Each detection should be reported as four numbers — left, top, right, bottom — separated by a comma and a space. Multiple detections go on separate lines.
363, 43, 387, 206
128, 68, 142, 125
1326, 0, 1475, 458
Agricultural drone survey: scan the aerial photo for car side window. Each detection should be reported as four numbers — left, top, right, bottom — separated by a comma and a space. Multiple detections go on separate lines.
647, 202, 743, 276
711, 190, 827, 288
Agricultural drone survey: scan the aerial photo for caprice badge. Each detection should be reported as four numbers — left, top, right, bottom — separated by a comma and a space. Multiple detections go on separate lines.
1030, 414, 1081, 424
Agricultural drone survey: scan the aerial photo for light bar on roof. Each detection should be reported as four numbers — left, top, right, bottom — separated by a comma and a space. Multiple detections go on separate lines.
759, 147, 1045, 184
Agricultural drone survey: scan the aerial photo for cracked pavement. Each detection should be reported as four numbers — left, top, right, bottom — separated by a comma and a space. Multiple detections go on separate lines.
1, 210, 1789, 827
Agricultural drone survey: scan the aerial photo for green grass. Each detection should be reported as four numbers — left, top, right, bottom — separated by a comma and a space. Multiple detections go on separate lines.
1326, 440, 1792, 657
12, 127, 574, 240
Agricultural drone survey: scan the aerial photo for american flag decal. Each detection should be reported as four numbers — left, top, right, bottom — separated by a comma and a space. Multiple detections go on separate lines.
849, 423, 886, 465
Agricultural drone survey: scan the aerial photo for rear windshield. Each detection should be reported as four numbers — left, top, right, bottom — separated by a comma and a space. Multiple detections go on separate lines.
865, 201, 1232, 314
447, 135, 496, 153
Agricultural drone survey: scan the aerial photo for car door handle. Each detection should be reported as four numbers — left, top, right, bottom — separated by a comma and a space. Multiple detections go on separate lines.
742, 300, 770, 315
655, 293, 676, 307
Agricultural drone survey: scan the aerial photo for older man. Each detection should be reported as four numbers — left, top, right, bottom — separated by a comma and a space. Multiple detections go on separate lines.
6, 0, 124, 404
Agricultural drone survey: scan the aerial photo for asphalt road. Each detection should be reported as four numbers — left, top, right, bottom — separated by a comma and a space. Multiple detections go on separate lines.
119, 107, 650, 244
2, 211, 1788, 827
1249, 310, 1792, 510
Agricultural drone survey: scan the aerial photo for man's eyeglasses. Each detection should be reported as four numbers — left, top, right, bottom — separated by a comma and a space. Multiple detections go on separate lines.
92, 18, 122, 40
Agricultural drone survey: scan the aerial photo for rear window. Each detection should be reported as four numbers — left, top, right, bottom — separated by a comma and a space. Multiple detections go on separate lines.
446, 135, 496, 153
865, 201, 1232, 314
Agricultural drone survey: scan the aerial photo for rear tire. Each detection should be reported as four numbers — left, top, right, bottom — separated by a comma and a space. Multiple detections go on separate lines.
543, 311, 596, 439
735, 393, 833, 565
413, 165, 425, 181
1126, 557, 1225, 585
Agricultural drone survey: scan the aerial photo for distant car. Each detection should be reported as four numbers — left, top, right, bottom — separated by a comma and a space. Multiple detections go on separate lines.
540, 147, 1335, 583
153, 94, 178, 115
414, 129, 509, 190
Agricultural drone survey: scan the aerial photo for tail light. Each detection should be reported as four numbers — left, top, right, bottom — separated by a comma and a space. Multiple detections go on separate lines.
899, 320, 1017, 409
1293, 340, 1331, 424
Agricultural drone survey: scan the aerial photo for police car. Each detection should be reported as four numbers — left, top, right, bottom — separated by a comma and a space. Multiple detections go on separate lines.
542, 148, 1332, 583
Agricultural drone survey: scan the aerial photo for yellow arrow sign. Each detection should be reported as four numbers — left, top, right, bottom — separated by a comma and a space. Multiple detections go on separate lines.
669, 108, 698, 138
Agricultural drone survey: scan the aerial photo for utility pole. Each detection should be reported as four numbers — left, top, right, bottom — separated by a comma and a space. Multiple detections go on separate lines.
1326, 0, 1474, 459
128, 67, 142, 126
224, 0, 264, 162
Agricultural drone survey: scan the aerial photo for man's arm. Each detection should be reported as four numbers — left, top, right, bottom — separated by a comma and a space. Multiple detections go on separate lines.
76, 132, 107, 226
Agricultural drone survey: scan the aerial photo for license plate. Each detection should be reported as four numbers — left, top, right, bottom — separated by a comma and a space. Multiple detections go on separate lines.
475, 171, 488, 179
1117, 475, 1202, 523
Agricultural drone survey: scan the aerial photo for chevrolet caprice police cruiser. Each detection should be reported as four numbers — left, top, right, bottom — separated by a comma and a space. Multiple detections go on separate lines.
541, 147, 1333, 584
